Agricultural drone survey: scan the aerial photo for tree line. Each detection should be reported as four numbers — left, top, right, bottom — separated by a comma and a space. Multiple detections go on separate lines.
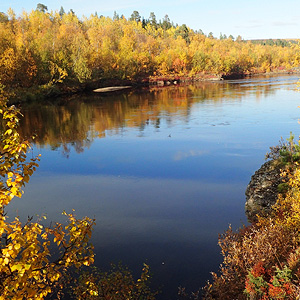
0, 5, 299, 93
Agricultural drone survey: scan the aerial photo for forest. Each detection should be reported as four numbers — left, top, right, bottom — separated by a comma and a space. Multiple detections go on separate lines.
0, 5, 300, 100
3, 5, 300, 300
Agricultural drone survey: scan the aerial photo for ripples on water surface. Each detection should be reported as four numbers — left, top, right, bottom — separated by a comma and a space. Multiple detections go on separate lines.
10, 74, 300, 298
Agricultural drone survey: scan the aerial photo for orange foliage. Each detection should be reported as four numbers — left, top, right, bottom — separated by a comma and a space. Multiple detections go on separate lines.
0, 8, 299, 88
204, 138, 300, 299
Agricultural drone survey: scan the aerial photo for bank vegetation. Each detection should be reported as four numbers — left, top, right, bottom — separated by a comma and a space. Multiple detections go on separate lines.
0, 7, 300, 100
203, 136, 300, 299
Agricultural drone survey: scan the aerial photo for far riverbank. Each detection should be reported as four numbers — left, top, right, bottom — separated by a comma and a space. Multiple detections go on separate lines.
7, 68, 300, 105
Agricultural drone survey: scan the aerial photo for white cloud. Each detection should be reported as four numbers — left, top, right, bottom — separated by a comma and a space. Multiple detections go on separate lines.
174, 150, 208, 161
272, 21, 298, 27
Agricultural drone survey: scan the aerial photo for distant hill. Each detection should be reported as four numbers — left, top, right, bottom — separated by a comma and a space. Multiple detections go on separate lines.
247, 39, 299, 47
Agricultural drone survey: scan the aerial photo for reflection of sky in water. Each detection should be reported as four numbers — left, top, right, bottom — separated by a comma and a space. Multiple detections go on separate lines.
9, 75, 300, 298
10, 173, 246, 297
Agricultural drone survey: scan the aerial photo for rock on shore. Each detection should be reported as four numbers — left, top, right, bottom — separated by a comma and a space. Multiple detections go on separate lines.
245, 160, 284, 223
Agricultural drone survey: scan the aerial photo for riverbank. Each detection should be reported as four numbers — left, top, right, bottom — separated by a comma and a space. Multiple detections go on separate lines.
7, 68, 300, 104
206, 134, 300, 299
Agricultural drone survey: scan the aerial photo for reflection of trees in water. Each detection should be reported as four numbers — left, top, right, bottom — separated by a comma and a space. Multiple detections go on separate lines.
19, 102, 96, 156
18, 78, 288, 156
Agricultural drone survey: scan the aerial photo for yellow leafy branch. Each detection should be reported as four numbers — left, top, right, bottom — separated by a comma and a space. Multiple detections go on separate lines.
0, 88, 95, 299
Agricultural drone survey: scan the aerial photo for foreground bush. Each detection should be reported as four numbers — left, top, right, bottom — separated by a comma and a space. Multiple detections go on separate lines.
0, 87, 95, 298
71, 263, 157, 299
204, 137, 300, 299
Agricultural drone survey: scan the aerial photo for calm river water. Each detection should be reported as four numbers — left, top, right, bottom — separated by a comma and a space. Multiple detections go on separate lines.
10, 74, 300, 298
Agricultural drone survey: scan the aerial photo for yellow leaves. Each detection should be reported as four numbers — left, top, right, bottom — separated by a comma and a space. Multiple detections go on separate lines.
268, 165, 300, 233
10, 187, 19, 197
72, 263, 156, 299
50, 272, 61, 282
11, 263, 24, 272
0, 48, 17, 85
3, 257, 9, 265
90, 289, 99, 296
0, 99, 40, 206
0, 98, 95, 299
0, 212, 94, 298
14, 243, 21, 251
4, 128, 12, 135
66, 257, 71, 263
49, 61, 68, 84
2, 7, 294, 84
41, 232, 48, 240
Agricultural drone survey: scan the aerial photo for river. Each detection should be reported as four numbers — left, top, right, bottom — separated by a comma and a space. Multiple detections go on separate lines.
9, 74, 300, 298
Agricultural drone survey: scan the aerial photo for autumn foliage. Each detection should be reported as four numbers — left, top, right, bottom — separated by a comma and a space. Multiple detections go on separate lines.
3, 6, 300, 299
71, 263, 157, 299
0, 87, 95, 299
204, 138, 300, 299
0, 8, 299, 92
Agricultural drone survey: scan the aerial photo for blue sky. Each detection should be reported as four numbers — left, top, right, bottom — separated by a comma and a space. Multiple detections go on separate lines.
1, 0, 300, 40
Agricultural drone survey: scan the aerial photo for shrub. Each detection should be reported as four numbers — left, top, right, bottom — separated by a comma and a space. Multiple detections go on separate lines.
71, 263, 158, 299
0, 87, 95, 298
204, 135, 300, 299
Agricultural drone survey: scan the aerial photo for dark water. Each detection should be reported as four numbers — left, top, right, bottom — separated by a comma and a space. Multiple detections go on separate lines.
9, 74, 300, 298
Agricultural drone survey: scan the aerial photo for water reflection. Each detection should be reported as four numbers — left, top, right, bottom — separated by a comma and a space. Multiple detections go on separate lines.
19, 74, 297, 155
13, 74, 300, 298
11, 173, 246, 297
